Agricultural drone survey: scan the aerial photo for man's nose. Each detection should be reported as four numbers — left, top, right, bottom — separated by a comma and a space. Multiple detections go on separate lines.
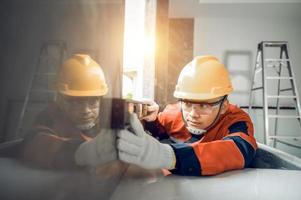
189, 105, 202, 117
78, 102, 92, 113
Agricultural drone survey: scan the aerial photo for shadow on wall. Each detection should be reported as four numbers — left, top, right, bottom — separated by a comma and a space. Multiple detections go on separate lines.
223, 50, 253, 107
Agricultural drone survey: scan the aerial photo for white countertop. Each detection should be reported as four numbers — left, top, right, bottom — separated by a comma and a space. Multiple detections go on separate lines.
111, 165, 301, 200
1, 158, 301, 200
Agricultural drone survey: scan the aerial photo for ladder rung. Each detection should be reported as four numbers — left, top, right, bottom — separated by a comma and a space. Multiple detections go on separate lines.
267, 95, 297, 99
268, 136, 301, 140
268, 115, 300, 119
262, 41, 288, 47
280, 88, 293, 92
252, 87, 263, 91
266, 64, 287, 68
265, 59, 290, 62
266, 76, 293, 80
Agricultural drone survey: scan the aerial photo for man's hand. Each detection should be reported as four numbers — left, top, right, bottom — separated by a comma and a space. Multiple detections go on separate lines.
139, 99, 159, 122
75, 129, 117, 167
117, 113, 175, 169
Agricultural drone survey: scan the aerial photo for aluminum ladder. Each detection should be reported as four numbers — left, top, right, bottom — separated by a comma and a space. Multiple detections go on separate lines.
249, 41, 301, 148
15, 40, 66, 139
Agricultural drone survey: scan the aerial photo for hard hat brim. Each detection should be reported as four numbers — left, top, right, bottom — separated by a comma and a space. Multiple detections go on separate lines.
59, 88, 108, 97
174, 89, 232, 101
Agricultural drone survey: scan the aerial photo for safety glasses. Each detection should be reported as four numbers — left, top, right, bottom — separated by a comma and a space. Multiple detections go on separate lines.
63, 96, 101, 108
180, 96, 226, 115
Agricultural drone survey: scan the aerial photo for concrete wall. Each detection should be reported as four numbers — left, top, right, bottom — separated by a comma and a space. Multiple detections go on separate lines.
167, 18, 194, 104
155, 0, 170, 107
0, 0, 125, 141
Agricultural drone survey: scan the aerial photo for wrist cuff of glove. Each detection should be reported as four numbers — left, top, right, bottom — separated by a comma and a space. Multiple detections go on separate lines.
161, 144, 176, 170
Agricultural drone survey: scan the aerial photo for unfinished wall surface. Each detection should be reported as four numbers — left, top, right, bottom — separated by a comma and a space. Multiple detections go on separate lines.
0, 0, 125, 141
154, 0, 194, 107
155, 0, 169, 108
167, 18, 194, 104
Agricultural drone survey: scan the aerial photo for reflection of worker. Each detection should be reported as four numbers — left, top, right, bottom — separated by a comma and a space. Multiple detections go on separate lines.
22, 54, 117, 169
117, 55, 257, 176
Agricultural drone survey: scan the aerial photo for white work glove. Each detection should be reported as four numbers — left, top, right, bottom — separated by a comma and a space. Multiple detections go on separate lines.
139, 98, 159, 122
74, 129, 117, 167
117, 113, 176, 169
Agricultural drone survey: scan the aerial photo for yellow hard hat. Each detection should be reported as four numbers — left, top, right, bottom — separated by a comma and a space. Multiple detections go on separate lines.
173, 55, 233, 101
57, 54, 108, 96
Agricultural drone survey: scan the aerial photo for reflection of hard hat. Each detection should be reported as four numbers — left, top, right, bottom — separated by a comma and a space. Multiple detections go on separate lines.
173, 55, 233, 100
57, 54, 108, 96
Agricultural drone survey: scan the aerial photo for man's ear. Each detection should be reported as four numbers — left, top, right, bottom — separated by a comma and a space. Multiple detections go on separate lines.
220, 99, 229, 114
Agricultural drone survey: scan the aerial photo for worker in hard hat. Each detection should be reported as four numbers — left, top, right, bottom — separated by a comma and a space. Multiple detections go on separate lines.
117, 55, 257, 176
22, 54, 117, 169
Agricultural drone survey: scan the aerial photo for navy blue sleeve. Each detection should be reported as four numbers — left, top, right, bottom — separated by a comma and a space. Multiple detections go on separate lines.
169, 143, 201, 176
228, 121, 249, 135
223, 121, 256, 167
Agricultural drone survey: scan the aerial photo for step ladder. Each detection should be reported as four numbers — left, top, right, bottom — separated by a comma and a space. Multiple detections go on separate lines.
249, 41, 301, 147
15, 40, 67, 139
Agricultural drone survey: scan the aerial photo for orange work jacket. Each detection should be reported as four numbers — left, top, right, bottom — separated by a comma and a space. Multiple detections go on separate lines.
22, 103, 95, 169
145, 103, 257, 176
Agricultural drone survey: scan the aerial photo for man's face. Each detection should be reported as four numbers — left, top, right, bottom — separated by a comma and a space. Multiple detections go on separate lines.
60, 95, 101, 129
181, 97, 228, 130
